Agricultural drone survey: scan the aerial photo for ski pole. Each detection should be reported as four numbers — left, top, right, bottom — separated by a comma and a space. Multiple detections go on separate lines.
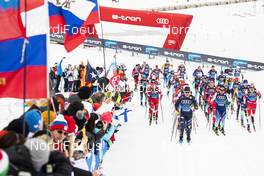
259, 98, 261, 129
145, 105, 148, 119
192, 112, 197, 135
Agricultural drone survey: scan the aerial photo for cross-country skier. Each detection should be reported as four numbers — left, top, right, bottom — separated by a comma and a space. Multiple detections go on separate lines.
150, 65, 163, 81
230, 77, 240, 115
166, 70, 175, 96
245, 83, 261, 132
162, 59, 172, 87
217, 71, 226, 86
177, 64, 187, 80
147, 80, 163, 125
234, 66, 242, 80
175, 86, 198, 143
203, 79, 217, 123
193, 66, 204, 99
141, 62, 151, 79
211, 85, 231, 135
237, 79, 249, 126
139, 74, 149, 106
208, 65, 218, 82
132, 64, 141, 91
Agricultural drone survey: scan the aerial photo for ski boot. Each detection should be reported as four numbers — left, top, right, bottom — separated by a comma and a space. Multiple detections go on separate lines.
220, 127, 226, 136
241, 119, 245, 128
213, 127, 219, 136
247, 124, 251, 133
140, 101, 143, 106
253, 124, 256, 132
179, 136, 183, 144
149, 117, 152, 126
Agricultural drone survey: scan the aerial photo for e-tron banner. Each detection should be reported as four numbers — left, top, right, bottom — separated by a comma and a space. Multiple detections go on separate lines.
50, 33, 264, 71
99, 6, 193, 51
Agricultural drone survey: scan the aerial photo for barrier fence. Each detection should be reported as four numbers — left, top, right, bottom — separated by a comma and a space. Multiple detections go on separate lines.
50, 33, 264, 71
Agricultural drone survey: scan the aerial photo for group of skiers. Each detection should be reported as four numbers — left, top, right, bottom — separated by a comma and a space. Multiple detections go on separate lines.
132, 59, 262, 143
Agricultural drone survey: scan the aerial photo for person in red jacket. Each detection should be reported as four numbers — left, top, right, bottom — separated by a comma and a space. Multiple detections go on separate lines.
147, 80, 163, 125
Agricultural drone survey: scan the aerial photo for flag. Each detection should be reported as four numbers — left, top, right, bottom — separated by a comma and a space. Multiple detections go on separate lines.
48, 0, 100, 52
86, 62, 97, 83
106, 62, 117, 79
0, 0, 48, 99
0, 0, 25, 41
109, 74, 120, 88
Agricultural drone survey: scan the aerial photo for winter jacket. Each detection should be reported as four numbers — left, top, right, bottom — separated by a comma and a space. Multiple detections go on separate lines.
41, 151, 73, 176
5, 145, 37, 175
57, 59, 64, 77
5, 145, 73, 176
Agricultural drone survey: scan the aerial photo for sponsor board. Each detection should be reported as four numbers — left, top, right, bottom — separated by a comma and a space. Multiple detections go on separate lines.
50, 35, 264, 71
162, 50, 185, 60
206, 57, 230, 66
104, 40, 118, 49
120, 43, 144, 53
112, 14, 142, 22
233, 60, 248, 69
50, 33, 64, 43
188, 54, 202, 62
145, 47, 159, 56
247, 63, 264, 71
156, 18, 169, 25
84, 39, 103, 47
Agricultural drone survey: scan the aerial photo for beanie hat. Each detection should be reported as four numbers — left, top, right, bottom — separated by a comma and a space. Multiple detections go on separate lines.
183, 86, 191, 92
0, 130, 7, 138
24, 109, 42, 133
100, 111, 113, 124
64, 115, 77, 134
42, 110, 56, 127
0, 149, 9, 176
92, 103, 101, 111
24, 138, 50, 172
49, 114, 68, 131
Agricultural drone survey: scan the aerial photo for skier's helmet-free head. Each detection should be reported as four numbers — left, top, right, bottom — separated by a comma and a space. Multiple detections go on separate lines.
155, 65, 158, 68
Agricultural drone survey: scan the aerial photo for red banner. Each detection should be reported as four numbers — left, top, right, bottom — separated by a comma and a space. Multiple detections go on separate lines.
99, 6, 193, 50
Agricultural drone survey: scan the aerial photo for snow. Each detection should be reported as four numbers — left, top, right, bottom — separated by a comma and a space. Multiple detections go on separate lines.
1, 1, 264, 176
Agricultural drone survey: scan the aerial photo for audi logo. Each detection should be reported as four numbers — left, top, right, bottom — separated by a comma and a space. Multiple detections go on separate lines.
156, 18, 169, 24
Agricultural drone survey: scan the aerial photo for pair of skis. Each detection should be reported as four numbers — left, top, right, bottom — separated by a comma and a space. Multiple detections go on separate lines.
170, 110, 198, 141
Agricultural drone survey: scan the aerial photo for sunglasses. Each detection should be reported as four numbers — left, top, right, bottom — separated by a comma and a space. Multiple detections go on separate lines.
57, 130, 68, 136
184, 91, 190, 94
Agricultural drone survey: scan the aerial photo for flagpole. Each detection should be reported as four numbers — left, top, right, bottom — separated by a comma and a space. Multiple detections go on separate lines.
22, 0, 28, 138
97, 6, 107, 77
